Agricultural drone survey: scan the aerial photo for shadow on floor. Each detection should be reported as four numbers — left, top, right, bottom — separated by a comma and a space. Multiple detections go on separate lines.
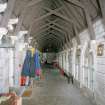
23, 65, 96, 105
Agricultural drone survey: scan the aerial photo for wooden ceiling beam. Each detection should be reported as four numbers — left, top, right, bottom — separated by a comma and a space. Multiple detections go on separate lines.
65, 2, 84, 28
58, 0, 81, 28
53, 24, 72, 44
27, 0, 43, 7
33, 29, 65, 41
50, 26, 69, 44
98, 0, 105, 27
33, 32, 64, 41
31, 19, 58, 33
36, 33, 63, 41
0, 0, 16, 27
14, 0, 43, 35
37, 36, 63, 48
36, 33, 63, 46
37, 37, 61, 47
28, 7, 63, 35
31, 26, 51, 36
43, 7, 76, 26
65, 0, 84, 9
46, 19, 73, 33
65, 0, 96, 40
43, 6, 81, 44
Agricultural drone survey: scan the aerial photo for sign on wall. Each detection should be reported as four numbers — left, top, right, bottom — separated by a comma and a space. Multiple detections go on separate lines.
97, 44, 104, 56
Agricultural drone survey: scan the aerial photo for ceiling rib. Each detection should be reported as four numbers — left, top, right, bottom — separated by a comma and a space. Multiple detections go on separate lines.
65, 0, 96, 40
38, 37, 62, 49
28, 6, 63, 35
12, 0, 101, 52
37, 34, 63, 47
33, 29, 66, 43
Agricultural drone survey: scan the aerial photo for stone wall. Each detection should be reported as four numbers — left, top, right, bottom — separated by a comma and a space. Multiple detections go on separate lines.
57, 19, 105, 105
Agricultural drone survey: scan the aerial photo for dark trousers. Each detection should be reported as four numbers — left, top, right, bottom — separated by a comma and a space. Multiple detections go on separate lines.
64, 72, 73, 84
67, 76, 73, 84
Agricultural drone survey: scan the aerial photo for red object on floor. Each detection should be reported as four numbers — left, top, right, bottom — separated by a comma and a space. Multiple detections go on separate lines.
20, 76, 26, 86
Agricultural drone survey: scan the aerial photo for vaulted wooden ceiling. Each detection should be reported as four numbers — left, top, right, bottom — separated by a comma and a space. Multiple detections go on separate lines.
12, 0, 102, 52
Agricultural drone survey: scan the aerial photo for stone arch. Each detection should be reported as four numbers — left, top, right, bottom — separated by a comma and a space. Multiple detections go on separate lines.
80, 41, 95, 90
75, 48, 81, 82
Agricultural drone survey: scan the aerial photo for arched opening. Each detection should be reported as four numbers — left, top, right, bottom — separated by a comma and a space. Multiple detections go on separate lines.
88, 52, 94, 91
75, 48, 81, 81
68, 50, 72, 74
84, 46, 89, 87
83, 44, 94, 91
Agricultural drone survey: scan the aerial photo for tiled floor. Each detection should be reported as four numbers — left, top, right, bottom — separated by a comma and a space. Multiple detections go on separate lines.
22, 67, 96, 105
